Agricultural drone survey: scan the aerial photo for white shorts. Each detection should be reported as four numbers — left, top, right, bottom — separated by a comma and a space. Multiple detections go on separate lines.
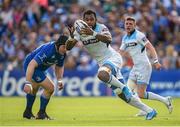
98, 54, 123, 79
129, 64, 152, 85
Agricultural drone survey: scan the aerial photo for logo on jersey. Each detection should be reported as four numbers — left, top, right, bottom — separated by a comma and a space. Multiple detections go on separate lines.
142, 37, 148, 43
51, 55, 55, 59
126, 42, 137, 47
36, 76, 42, 82
82, 38, 98, 45
38, 53, 47, 62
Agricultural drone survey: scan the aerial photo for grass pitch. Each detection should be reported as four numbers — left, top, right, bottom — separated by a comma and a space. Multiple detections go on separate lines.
0, 97, 180, 126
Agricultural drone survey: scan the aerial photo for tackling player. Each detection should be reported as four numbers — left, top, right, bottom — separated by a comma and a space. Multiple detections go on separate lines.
23, 35, 68, 120
66, 10, 157, 120
119, 16, 173, 116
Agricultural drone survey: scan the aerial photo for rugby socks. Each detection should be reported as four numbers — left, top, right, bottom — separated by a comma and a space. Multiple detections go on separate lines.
40, 95, 50, 112
108, 75, 125, 90
145, 92, 167, 104
128, 95, 153, 113
26, 94, 36, 111
109, 79, 152, 113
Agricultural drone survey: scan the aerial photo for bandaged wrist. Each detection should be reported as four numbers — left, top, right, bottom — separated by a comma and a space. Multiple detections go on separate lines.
58, 79, 63, 83
25, 81, 32, 91
153, 59, 159, 64
25, 81, 31, 84
93, 31, 98, 37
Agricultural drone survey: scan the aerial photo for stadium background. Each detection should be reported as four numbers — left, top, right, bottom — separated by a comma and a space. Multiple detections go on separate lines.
0, 0, 179, 97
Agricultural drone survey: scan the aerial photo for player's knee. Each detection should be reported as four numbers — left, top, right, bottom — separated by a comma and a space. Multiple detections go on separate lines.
97, 70, 110, 82
137, 91, 145, 99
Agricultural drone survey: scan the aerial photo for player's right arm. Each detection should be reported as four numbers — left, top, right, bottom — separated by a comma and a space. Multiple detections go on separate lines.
66, 38, 78, 50
80, 24, 112, 44
66, 26, 78, 50
26, 59, 38, 83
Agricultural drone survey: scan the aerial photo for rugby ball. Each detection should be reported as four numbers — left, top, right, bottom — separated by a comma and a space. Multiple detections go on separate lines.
74, 19, 88, 37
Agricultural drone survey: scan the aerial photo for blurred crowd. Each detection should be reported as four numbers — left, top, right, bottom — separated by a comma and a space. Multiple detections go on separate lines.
0, 0, 180, 71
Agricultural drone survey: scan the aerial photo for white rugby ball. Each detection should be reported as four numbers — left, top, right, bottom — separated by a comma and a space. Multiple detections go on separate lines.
74, 19, 88, 37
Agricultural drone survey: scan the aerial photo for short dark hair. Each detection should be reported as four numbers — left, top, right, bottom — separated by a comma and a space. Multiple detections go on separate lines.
83, 10, 96, 19
125, 16, 136, 22
55, 34, 68, 48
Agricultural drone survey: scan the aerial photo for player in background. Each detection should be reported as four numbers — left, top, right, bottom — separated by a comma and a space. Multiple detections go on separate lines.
23, 35, 68, 120
66, 10, 157, 120
119, 16, 173, 116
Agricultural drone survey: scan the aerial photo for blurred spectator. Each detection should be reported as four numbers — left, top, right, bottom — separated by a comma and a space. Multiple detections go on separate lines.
0, 0, 179, 71
77, 54, 94, 71
64, 55, 77, 70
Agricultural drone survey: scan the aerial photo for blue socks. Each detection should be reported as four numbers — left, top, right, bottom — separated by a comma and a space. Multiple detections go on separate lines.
40, 95, 50, 112
26, 94, 36, 111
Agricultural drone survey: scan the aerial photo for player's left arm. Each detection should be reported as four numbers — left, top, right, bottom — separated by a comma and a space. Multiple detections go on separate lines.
145, 41, 162, 70
139, 35, 162, 70
55, 65, 64, 90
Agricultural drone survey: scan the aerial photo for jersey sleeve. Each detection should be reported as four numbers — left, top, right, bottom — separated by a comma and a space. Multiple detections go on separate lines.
137, 32, 149, 46
100, 24, 111, 35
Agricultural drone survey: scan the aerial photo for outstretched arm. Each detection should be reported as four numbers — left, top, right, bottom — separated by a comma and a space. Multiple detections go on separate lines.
65, 38, 78, 50
65, 26, 78, 50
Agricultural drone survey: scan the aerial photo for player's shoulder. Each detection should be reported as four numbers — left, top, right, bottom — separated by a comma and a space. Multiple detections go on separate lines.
135, 29, 146, 38
96, 22, 106, 27
96, 22, 109, 31
41, 41, 55, 55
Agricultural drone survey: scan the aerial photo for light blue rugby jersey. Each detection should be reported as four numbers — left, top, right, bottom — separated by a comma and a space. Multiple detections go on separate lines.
74, 22, 120, 64
120, 29, 150, 66
25, 41, 66, 71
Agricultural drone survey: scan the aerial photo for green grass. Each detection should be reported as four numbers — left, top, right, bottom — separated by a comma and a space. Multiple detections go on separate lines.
0, 97, 180, 126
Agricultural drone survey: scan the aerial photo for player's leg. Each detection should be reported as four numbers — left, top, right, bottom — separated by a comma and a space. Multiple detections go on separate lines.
97, 64, 132, 101
137, 67, 173, 114
137, 83, 173, 114
127, 78, 137, 93
36, 76, 55, 120
97, 63, 156, 120
23, 82, 40, 119
112, 78, 156, 119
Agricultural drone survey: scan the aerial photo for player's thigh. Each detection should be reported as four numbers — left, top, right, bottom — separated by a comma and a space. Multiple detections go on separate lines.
38, 77, 55, 93
102, 56, 123, 78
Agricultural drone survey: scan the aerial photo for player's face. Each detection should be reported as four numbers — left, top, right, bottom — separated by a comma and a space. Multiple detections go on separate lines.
125, 20, 136, 34
58, 45, 66, 54
83, 14, 96, 28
